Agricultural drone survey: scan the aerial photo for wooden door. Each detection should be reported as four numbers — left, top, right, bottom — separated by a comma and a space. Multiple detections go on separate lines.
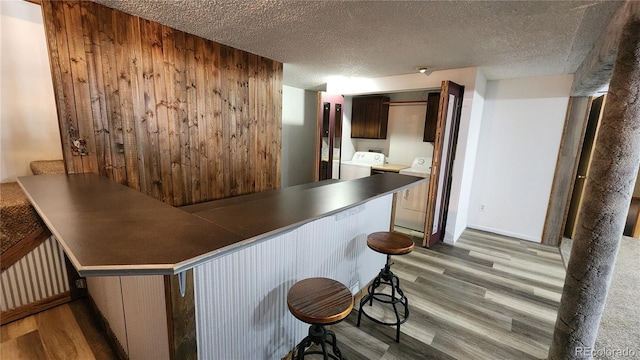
564, 95, 606, 238
315, 92, 344, 181
423, 81, 464, 247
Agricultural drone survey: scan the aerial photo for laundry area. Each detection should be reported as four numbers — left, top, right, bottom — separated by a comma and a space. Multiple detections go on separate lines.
315, 88, 462, 245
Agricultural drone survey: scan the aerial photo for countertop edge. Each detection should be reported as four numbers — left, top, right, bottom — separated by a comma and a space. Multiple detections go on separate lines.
17, 178, 86, 275
171, 177, 426, 274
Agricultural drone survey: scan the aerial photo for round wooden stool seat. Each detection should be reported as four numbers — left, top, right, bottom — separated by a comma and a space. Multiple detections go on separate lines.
288, 278, 353, 359
367, 231, 414, 255
287, 277, 353, 325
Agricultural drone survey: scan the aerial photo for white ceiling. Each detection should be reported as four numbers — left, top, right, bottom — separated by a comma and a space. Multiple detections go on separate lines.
93, 0, 622, 90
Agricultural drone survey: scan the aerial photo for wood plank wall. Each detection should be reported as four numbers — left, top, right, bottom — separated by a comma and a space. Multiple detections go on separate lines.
40, 0, 282, 206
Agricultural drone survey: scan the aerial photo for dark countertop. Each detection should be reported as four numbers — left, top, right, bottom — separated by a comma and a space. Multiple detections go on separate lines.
370, 164, 410, 173
18, 173, 423, 276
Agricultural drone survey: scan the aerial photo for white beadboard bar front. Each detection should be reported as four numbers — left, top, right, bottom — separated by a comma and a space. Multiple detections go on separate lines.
194, 195, 391, 359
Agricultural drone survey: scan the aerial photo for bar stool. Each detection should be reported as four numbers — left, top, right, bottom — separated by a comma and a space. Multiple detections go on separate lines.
287, 277, 353, 360
357, 231, 414, 342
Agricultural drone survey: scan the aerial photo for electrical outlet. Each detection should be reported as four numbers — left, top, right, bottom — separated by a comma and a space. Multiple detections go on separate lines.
480, 204, 485, 212
75, 278, 87, 289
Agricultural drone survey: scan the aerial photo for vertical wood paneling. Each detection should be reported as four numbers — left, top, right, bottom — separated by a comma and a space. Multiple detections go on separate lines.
222, 46, 237, 196
41, 0, 282, 205
248, 54, 259, 192
140, 19, 161, 200
195, 37, 209, 202
113, 9, 140, 191
272, 60, 283, 188
258, 58, 267, 188
80, 2, 110, 179
97, 5, 126, 184
62, 1, 98, 175
209, 41, 222, 199
129, 15, 149, 196
174, 30, 192, 203
184, 34, 200, 203
41, 0, 78, 174
162, 26, 183, 206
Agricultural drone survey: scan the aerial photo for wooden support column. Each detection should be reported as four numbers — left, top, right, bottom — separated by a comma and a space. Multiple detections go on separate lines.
548, 14, 640, 360
165, 271, 197, 360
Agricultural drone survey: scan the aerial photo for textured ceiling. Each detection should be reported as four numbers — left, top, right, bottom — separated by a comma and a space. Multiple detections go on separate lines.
93, 0, 622, 90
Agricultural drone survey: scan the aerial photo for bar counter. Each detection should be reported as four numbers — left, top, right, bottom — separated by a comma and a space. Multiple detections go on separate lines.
18, 173, 423, 276
17, 172, 423, 359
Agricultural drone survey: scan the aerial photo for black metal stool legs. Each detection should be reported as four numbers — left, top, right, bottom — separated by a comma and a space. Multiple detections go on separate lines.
357, 255, 409, 342
293, 324, 345, 360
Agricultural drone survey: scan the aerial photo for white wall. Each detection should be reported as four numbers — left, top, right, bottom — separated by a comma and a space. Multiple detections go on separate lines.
468, 75, 573, 242
1, 1, 62, 183
386, 100, 433, 165
339, 96, 356, 162
281, 86, 317, 187
329, 67, 482, 244
447, 70, 487, 243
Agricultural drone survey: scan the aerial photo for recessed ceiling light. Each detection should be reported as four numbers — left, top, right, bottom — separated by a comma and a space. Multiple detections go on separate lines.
416, 66, 430, 73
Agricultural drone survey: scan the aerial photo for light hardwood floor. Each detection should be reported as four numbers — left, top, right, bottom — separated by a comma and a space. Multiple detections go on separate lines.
326, 228, 566, 360
0, 298, 119, 360
2, 228, 565, 360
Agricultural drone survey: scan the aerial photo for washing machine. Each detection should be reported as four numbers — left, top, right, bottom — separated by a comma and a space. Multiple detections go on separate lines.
395, 157, 431, 232
340, 152, 385, 180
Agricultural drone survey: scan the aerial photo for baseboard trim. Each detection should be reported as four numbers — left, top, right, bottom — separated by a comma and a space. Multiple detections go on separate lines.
1, 291, 70, 325
466, 225, 541, 243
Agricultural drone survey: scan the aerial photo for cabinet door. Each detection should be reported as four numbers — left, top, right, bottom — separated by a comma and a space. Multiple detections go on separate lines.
351, 97, 368, 138
423, 93, 440, 142
335, 103, 342, 138
377, 97, 389, 138
351, 96, 389, 139
365, 97, 380, 138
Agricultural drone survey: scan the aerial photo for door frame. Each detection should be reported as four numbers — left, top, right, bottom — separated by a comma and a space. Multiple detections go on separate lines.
423, 81, 464, 247
314, 92, 344, 181
563, 95, 606, 239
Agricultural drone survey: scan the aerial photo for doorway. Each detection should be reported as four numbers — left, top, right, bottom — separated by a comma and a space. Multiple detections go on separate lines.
564, 95, 606, 238
314, 92, 344, 181
423, 81, 465, 247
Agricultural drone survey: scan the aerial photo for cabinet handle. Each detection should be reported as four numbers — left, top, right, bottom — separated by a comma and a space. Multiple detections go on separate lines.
404, 189, 410, 199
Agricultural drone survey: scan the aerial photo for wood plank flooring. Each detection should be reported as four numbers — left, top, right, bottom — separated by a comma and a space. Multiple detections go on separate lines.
2, 228, 565, 360
1, 298, 119, 360
327, 228, 566, 360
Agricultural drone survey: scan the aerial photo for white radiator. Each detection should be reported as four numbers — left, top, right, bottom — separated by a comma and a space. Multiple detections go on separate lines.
1, 235, 70, 311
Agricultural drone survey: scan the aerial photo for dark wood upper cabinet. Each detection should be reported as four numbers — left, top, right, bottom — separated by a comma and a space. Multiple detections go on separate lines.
423, 92, 440, 142
351, 95, 390, 139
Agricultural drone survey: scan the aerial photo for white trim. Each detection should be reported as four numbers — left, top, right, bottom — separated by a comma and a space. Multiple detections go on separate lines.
466, 224, 541, 243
